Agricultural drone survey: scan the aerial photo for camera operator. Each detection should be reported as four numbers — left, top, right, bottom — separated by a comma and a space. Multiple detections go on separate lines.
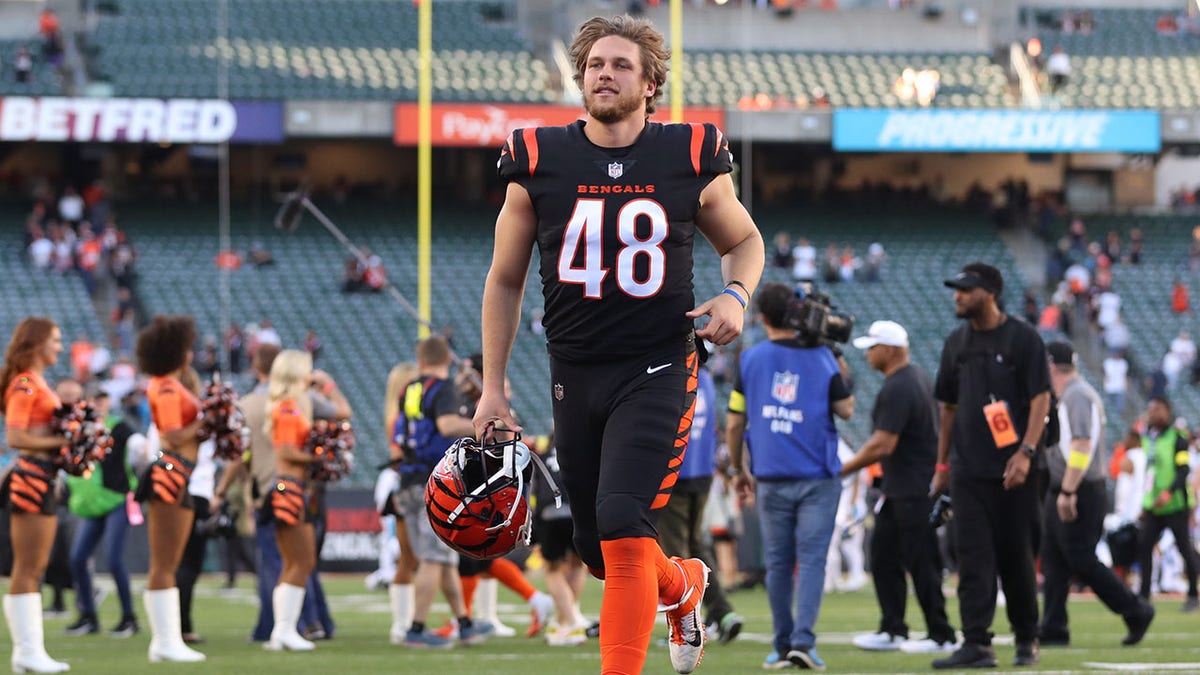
727, 282, 854, 670
931, 262, 1050, 670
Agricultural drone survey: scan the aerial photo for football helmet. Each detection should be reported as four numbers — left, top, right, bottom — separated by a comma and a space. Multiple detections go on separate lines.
425, 432, 558, 560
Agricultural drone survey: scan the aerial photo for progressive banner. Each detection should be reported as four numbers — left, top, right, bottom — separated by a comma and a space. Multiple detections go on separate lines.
394, 103, 725, 147
0, 97, 284, 143
833, 109, 1161, 153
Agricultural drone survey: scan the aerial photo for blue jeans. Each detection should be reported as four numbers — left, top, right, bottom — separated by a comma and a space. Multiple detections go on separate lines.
758, 477, 841, 654
69, 506, 133, 619
252, 513, 282, 641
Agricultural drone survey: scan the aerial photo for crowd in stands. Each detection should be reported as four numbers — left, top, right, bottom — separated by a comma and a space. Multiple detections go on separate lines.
770, 233, 888, 285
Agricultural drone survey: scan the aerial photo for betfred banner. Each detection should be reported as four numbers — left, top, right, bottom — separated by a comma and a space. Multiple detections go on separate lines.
833, 109, 1161, 153
0, 97, 284, 144
394, 103, 725, 147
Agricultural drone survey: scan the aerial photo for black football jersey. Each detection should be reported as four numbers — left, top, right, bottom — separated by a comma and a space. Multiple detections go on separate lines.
498, 120, 733, 363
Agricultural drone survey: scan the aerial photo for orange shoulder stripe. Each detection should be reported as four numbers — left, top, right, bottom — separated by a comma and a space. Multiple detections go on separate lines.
522, 127, 539, 177
688, 123, 704, 176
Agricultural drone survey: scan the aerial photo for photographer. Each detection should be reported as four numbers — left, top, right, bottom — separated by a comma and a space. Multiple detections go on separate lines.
727, 282, 854, 670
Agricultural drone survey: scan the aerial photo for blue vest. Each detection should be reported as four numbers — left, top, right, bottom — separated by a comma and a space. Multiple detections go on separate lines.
680, 368, 717, 481
393, 377, 454, 475
739, 342, 841, 480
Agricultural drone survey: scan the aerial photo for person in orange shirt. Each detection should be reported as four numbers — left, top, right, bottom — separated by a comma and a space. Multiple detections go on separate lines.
262, 349, 324, 652
1, 316, 71, 674
133, 315, 206, 663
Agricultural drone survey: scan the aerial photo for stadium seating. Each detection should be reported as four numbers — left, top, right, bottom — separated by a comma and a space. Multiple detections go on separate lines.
682, 51, 1012, 108
0, 206, 109, 385
87, 0, 555, 102
1028, 8, 1200, 109
0, 39, 63, 97
1077, 214, 1200, 421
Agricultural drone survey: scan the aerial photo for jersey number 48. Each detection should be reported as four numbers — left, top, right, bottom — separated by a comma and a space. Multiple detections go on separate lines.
559, 198, 667, 299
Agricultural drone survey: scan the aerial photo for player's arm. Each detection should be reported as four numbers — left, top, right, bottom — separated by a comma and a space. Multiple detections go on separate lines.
840, 429, 899, 477
475, 181, 537, 439
690, 173, 765, 346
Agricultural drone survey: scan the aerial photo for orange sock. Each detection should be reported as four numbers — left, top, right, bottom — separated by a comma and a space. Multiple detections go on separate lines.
488, 558, 537, 601
461, 574, 480, 615
598, 537, 661, 675
654, 548, 684, 604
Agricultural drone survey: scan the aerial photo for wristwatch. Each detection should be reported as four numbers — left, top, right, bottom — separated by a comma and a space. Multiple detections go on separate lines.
1019, 443, 1036, 458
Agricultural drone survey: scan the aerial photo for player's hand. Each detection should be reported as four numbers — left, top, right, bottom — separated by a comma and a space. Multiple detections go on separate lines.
687, 291, 745, 346
472, 390, 522, 442
1003, 451, 1030, 490
1056, 492, 1078, 523
930, 467, 950, 496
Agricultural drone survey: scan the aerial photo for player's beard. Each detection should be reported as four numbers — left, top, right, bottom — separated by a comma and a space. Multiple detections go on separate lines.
584, 88, 645, 124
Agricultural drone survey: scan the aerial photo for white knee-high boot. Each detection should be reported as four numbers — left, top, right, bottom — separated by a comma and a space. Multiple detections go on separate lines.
388, 584, 413, 644
265, 584, 314, 652
4, 594, 69, 674
144, 588, 206, 663
477, 579, 515, 637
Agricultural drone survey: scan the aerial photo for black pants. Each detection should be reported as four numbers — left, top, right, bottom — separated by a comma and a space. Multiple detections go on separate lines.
951, 473, 1039, 646
871, 495, 954, 643
549, 343, 697, 572
1041, 481, 1141, 637
1137, 509, 1199, 599
176, 496, 210, 635
657, 477, 734, 622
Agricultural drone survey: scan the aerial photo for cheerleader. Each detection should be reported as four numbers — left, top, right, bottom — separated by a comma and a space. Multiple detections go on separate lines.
262, 350, 325, 651
1, 317, 70, 673
134, 315, 206, 662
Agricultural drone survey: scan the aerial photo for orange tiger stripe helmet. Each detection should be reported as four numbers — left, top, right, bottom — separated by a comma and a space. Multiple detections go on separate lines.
425, 434, 535, 560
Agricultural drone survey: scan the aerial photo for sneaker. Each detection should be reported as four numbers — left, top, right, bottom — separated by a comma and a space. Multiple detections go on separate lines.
899, 637, 957, 654
786, 647, 826, 671
545, 625, 587, 647
1013, 641, 1039, 667
585, 621, 600, 639
459, 620, 495, 646
663, 558, 710, 674
527, 591, 554, 637
403, 628, 453, 649
852, 631, 905, 651
932, 643, 997, 669
716, 612, 744, 646
1122, 603, 1155, 646
762, 651, 795, 670
64, 614, 100, 636
1183, 596, 1199, 613
108, 616, 140, 638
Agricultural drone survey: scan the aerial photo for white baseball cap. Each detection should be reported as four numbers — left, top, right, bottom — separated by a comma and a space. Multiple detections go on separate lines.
852, 320, 909, 350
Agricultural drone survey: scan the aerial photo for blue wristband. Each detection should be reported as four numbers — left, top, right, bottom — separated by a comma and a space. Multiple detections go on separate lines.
722, 287, 747, 309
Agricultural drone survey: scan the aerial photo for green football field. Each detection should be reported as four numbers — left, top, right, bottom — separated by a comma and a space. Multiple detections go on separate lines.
5, 573, 1199, 674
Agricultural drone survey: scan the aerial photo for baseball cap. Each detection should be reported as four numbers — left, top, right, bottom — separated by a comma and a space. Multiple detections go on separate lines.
943, 262, 1004, 296
852, 320, 909, 350
1047, 341, 1077, 366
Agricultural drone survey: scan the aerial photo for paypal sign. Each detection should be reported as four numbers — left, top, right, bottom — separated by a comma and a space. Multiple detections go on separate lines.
833, 109, 1160, 153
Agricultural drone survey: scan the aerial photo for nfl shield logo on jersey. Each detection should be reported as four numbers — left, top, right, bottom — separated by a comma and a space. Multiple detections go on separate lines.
554, 383, 564, 401
771, 371, 798, 404
607, 162, 623, 179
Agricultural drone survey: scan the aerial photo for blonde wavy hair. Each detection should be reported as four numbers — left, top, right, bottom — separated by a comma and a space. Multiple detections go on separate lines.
265, 349, 313, 436
383, 361, 418, 445
568, 15, 669, 116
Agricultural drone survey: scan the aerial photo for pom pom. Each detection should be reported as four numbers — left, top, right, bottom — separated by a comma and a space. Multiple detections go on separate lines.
50, 401, 113, 476
304, 419, 356, 483
201, 373, 248, 462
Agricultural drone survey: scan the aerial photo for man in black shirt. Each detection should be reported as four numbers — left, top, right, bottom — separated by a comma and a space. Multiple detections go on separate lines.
841, 320, 956, 655
931, 262, 1050, 670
